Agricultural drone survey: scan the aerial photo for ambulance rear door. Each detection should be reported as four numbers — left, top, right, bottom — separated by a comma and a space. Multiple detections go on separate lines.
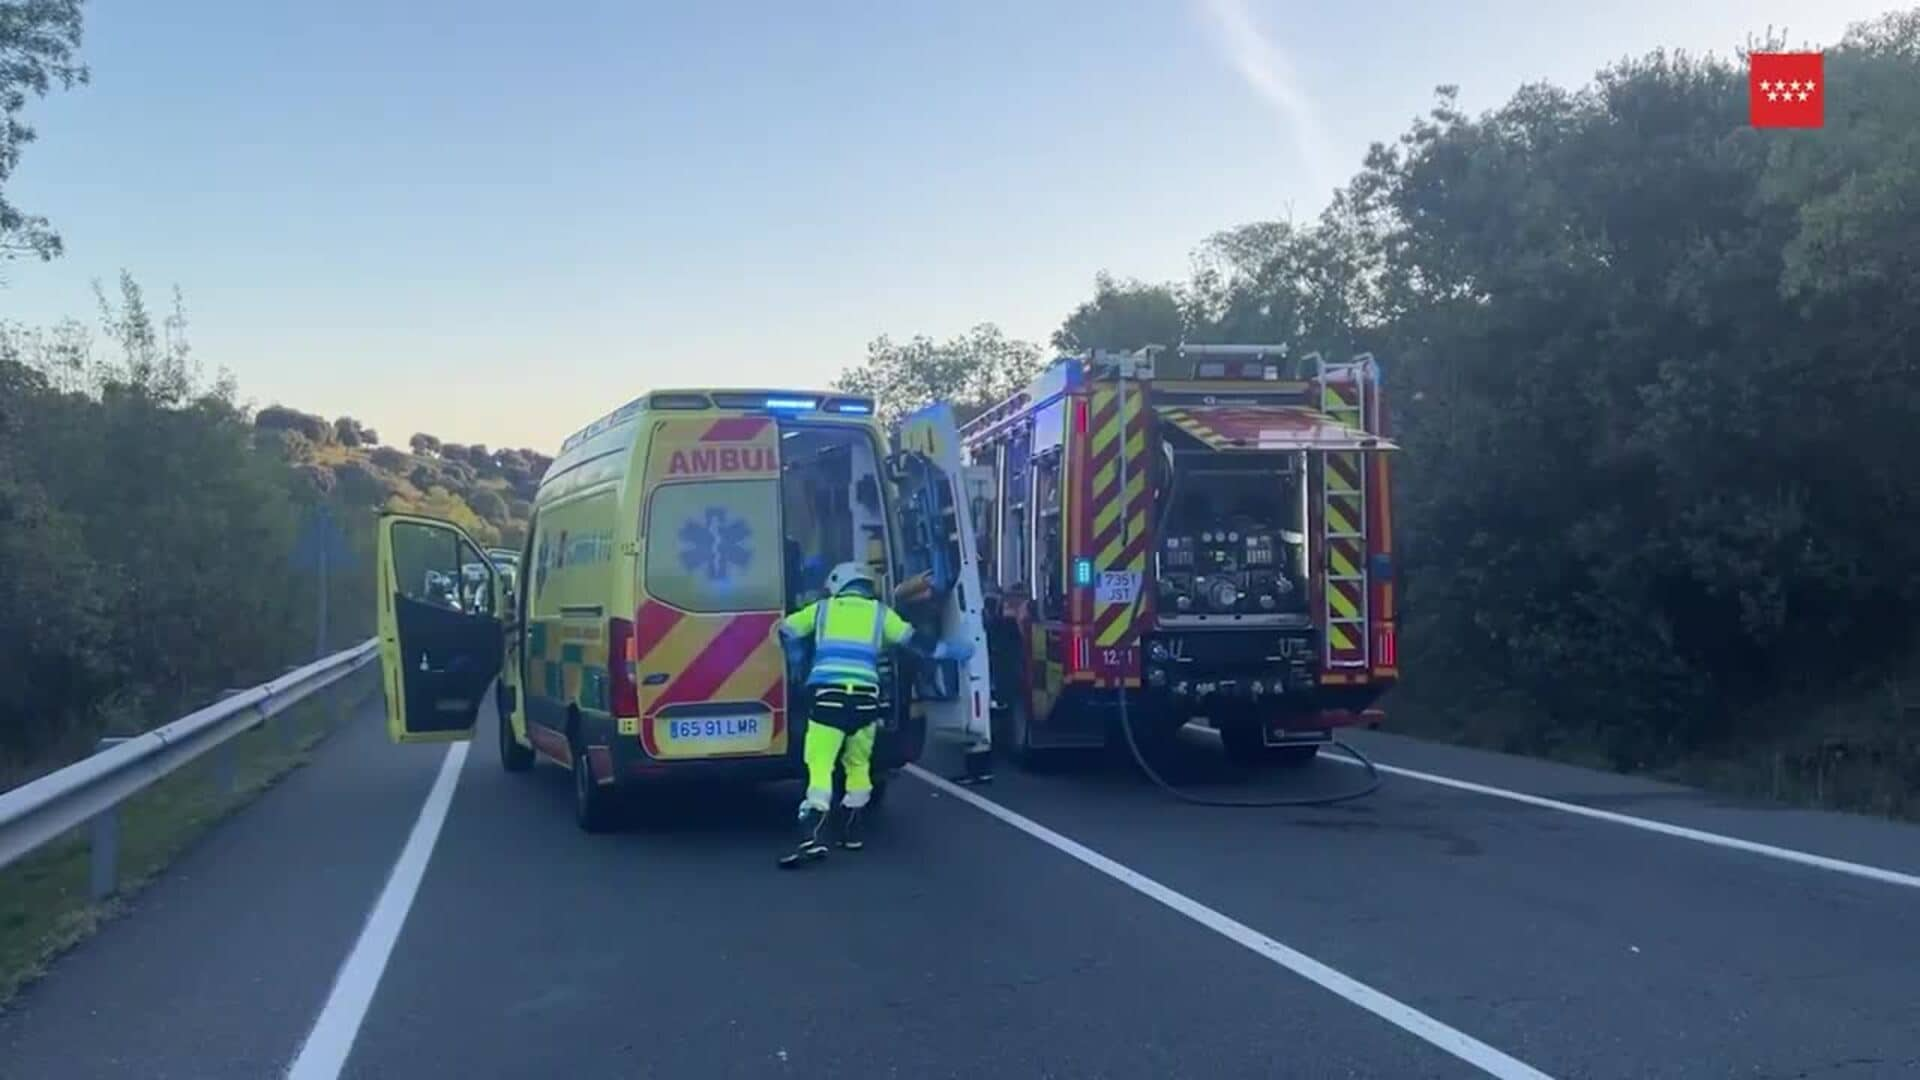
893, 402, 992, 753
632, 415, 791, 760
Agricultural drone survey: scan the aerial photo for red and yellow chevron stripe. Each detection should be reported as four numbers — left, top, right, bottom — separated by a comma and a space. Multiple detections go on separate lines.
1320, 378, 1369, 667
634, 599, 786, 758
1087, 385, 1153, 652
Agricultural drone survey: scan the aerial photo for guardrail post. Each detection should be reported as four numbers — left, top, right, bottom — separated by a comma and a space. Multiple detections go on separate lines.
335, 669, 354, 730
89, 809, 120, 901
87, 736, 133, 901
216, 738, 238, 796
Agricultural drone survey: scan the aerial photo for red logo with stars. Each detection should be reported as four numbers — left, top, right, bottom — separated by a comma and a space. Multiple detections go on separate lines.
1749, 52, 1823, 128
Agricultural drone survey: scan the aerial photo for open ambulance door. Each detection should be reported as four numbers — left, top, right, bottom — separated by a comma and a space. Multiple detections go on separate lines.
892, 403, 993, 761
375, 512, 506, 744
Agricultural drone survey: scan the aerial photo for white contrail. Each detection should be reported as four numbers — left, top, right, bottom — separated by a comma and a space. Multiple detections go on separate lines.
1198, 0, 1340, 194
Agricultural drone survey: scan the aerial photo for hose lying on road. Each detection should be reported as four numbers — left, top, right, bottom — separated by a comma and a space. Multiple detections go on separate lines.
1113, 685, 1383, 807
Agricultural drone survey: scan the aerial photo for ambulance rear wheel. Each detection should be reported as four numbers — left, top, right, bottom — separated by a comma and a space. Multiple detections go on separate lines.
497, 691, 533, 773
992, 693, 1037, 770
571, 737, 615, 833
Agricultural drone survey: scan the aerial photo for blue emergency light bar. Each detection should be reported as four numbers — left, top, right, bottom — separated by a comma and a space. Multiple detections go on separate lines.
1074, 558, 1094, 586
664, 391, 877, 416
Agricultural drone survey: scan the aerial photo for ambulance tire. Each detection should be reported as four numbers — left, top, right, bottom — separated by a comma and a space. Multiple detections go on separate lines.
570, 723, 616, 833
497, 688, 533, 773
994, 693, 1063, 773
991, 695, 1031, 768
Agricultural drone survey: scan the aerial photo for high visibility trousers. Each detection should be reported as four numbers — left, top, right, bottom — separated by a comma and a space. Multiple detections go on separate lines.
801, 687, 880, 812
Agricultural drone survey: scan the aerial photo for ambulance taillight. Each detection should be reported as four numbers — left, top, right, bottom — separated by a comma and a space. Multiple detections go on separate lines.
609, 617, 640, 716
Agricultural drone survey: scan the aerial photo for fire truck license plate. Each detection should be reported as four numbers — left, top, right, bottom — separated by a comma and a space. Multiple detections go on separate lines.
1096, 571, 1141, 605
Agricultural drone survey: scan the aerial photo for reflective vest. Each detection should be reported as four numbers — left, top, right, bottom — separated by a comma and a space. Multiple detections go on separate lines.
782, 594, 910, 690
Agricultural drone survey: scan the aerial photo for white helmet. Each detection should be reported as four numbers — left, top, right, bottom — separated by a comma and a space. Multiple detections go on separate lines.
824, 561, 877, 597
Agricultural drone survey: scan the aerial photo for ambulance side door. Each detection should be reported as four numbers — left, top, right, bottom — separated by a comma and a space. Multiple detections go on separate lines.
893, 403, 993, 750
376, 512, 505, 744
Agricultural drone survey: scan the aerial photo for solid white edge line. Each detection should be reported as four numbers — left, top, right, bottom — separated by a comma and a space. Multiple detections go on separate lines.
1319, 752, 1920, 891
904, 764, 1555, 1080
286, 742, 470, 1080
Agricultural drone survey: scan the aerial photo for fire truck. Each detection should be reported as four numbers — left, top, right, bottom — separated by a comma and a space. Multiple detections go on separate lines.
961, 344, 1398, 767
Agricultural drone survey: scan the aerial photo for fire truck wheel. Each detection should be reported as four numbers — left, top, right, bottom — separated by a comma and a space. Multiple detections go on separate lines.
1219, 718, 1267, 767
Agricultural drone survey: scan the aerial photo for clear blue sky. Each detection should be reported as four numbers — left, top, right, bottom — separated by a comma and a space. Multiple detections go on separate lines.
3, 0, 1890, 450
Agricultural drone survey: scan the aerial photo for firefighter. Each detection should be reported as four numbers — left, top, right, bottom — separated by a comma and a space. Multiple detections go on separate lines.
775, 561, 972, 867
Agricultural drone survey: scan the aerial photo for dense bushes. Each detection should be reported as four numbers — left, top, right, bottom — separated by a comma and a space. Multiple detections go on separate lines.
0, 278, 550, 788
837, 13, 1920, 810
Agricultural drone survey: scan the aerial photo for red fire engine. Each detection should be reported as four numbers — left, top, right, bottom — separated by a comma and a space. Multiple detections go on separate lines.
961, 344, 1398, 766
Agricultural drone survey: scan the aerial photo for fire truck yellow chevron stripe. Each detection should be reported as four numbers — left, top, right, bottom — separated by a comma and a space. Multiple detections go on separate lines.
1327, 579, 1362, 620
1328, 543, 1360, 579
1326, 496, 1361, 538
1092, 485, 1123, 538
1326, 453, 1363, 493
1327, 622, 1359, 652
1096, 471, 1146, 564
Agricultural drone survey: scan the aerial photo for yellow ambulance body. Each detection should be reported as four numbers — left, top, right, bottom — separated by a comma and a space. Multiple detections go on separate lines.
372, 389, 990, 830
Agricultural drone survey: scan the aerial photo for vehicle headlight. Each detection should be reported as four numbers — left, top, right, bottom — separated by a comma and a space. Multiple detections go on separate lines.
1148, 640, 1171, 662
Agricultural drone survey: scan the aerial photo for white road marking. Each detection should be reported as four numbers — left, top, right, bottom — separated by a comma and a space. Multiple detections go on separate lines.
904, 764, 1555, 1080
1319, 751, 1920, 891
287, 743, 469, 1080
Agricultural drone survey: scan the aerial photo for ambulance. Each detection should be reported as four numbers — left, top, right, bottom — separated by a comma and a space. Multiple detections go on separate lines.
373, 389, 991, 831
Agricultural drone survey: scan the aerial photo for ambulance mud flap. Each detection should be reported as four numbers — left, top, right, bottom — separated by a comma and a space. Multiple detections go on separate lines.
894, 402, 994, 783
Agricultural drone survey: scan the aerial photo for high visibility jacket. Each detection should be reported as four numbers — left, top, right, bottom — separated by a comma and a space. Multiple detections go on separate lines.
779, 593, 914, 691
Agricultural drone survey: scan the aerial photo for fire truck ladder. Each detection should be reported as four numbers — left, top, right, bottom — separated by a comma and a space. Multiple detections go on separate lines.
1316, 354, 1373, 669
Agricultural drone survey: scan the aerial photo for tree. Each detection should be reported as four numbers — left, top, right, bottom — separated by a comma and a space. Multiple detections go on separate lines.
368, 445, 409, 472
257, 405, 331, 443
409, 432, 440, 455
1052, 273, 1186, 354
254, 427, 313, 463
835, 323, 1044, 424
467, 487, 508, 526
334, 416, 364, 447
330, 460, 397, 508
0, 0, 88, 268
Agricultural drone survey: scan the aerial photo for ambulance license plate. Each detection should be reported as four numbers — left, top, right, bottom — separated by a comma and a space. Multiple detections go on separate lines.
667, 716, 762, 741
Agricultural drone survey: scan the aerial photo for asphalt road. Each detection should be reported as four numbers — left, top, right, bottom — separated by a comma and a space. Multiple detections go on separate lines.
3, 702, 1917, 1079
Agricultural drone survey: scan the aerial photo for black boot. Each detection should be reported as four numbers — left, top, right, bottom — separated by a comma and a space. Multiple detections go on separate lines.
837, 806, 865, 851
778, 805, 829, 868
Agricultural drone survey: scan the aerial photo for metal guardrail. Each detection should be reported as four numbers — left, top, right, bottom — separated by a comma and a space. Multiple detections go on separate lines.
0, 639, 380, 900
